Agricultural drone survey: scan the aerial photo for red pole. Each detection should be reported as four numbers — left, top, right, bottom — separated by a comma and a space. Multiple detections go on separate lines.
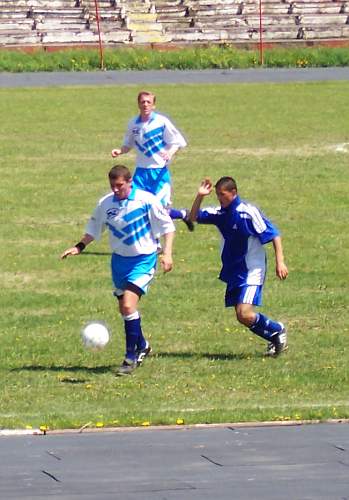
259, 0, 264, 65
93, 0, 104, 70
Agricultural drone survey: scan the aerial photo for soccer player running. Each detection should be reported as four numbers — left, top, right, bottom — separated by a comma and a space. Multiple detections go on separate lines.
189, 177, 289, 356
111, 90, 194, 231
61, 165, 175, 375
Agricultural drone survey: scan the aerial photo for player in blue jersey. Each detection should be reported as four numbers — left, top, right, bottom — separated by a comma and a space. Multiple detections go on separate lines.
111, 90, 194, 231
61, 165, 175, 375
189, 177, 289, 357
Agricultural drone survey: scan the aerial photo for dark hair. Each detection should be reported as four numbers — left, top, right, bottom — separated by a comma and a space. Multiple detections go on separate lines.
109, 165, 132, 182
215, 176, 238, 192
137, 91, 156, 104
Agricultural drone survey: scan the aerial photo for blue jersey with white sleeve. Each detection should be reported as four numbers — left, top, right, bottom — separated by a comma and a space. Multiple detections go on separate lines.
123, 111, 187, 169
85, 186, 175, 257
196, 195, 279, 288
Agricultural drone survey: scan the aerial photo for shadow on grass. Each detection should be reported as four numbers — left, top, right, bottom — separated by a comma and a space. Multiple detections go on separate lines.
9, 352, 262, 377
10, 365, 114, 375
155, 351, 262, 361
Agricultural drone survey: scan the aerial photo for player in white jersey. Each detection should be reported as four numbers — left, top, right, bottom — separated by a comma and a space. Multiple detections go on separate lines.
189, 176, 289, 357
61, 165, 175, 375
111, 90, 194, 231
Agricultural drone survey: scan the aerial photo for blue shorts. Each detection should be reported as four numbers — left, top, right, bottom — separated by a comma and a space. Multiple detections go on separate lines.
133, 166, 172, 207
111, 253, 157, 296
225, 284, 263, 308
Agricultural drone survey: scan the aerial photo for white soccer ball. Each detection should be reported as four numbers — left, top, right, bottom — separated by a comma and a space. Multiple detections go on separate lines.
81, 321, 110, 351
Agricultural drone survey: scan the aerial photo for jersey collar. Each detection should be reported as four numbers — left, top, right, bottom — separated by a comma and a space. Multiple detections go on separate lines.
128, 185, 137, 200
222, 195, 241, 211
112, 185, 136, 204
136, 111, 156, 124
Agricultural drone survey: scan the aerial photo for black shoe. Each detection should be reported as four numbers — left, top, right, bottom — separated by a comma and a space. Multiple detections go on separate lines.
183, 210, 194, 232
265, 342, 276, 357
136, 342, 152, 366
117, 358, 138, 376
265, 324, 288, 357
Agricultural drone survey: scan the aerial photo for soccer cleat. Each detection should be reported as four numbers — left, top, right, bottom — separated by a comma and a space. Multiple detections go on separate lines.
183, 210, 195, 232
265, 342, 276, 357
274, 325, 288, 356
265, 324, 288, 357
136, 342, 152, 366
116, 358, 138, 376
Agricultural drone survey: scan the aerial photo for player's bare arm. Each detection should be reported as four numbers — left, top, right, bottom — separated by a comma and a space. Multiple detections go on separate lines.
159, 231, 175, 273
61, 233, 95, 259
189, 178, 213, 222
111, 145, 131, 158
272, 236, 288, 280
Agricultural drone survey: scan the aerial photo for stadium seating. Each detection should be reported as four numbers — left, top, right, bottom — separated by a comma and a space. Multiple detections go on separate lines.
0, 0, 348, 48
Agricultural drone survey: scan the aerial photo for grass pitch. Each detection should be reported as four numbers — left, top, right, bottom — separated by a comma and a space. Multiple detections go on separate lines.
0, 82, 348, 430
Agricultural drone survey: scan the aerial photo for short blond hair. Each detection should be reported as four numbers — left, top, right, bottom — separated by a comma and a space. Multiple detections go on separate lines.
137, 91, 156, 104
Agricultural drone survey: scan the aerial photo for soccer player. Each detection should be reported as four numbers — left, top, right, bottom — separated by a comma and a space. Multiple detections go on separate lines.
61, 165, 175, 375
111, 90, 194, 231
189, 177, 289, 356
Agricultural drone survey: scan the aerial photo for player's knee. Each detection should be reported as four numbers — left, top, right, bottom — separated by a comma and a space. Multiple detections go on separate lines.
235, 306, 255, 327
120, 303, 137, 317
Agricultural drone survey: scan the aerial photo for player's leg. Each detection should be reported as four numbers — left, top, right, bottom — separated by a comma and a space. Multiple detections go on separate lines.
119, 287, 142, 357
112, 254, 155, 374
247, 308, 287, 357
121, 283, 152, 364
226, 285, 287, 356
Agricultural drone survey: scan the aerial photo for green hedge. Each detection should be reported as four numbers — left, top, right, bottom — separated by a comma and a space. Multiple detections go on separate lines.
1, 46, 349, 72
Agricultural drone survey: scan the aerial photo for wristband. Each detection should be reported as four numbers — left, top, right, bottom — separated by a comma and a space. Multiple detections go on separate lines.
75, 242, 86, 253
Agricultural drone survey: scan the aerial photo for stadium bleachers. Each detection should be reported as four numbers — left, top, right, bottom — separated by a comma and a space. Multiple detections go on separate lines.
154, 0, 349, 44
0, 0, 348, 48
0, 0, 131, 47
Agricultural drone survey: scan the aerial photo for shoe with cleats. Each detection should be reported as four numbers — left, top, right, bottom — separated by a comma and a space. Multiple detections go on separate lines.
137, 342, 152, 366
117, 358, 138, 376
265, 324, 288, 357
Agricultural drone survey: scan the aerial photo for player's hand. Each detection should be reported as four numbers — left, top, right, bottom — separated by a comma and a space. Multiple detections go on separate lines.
111, 148, 122, 157
198, 178, 213, 196
276, 262, 288, 280
60, 246, 80, 259
159, 151, 172, 162
160, 254, 173, 273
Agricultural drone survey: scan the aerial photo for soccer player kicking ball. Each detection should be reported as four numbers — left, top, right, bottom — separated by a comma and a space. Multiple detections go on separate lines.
61, 165, 175, 375
189, 177, 289, 356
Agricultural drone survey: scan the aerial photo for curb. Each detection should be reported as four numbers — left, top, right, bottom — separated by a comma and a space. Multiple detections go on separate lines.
1, 418, 348, 437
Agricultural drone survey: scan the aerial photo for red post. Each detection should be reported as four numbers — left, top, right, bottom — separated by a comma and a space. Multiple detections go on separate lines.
93, 0, 104, 70
259, 0, 264, 66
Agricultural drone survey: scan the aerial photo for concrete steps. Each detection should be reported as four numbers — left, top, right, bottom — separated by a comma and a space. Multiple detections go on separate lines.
125, 1, 171, 43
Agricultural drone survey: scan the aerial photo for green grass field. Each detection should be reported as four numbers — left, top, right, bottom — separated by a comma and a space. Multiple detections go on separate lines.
0, 82, 348, 430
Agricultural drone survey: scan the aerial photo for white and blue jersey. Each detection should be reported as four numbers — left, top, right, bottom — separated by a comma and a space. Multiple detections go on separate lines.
123, 111, 187, 170
196, 196, 279, 289
85, 186, 175, 293
123, 111, 187, 206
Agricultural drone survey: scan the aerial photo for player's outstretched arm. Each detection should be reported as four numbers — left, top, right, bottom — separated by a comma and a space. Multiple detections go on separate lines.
188, 178, 213, 222
272, 236, 288, 280
61, 234, 95, 259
